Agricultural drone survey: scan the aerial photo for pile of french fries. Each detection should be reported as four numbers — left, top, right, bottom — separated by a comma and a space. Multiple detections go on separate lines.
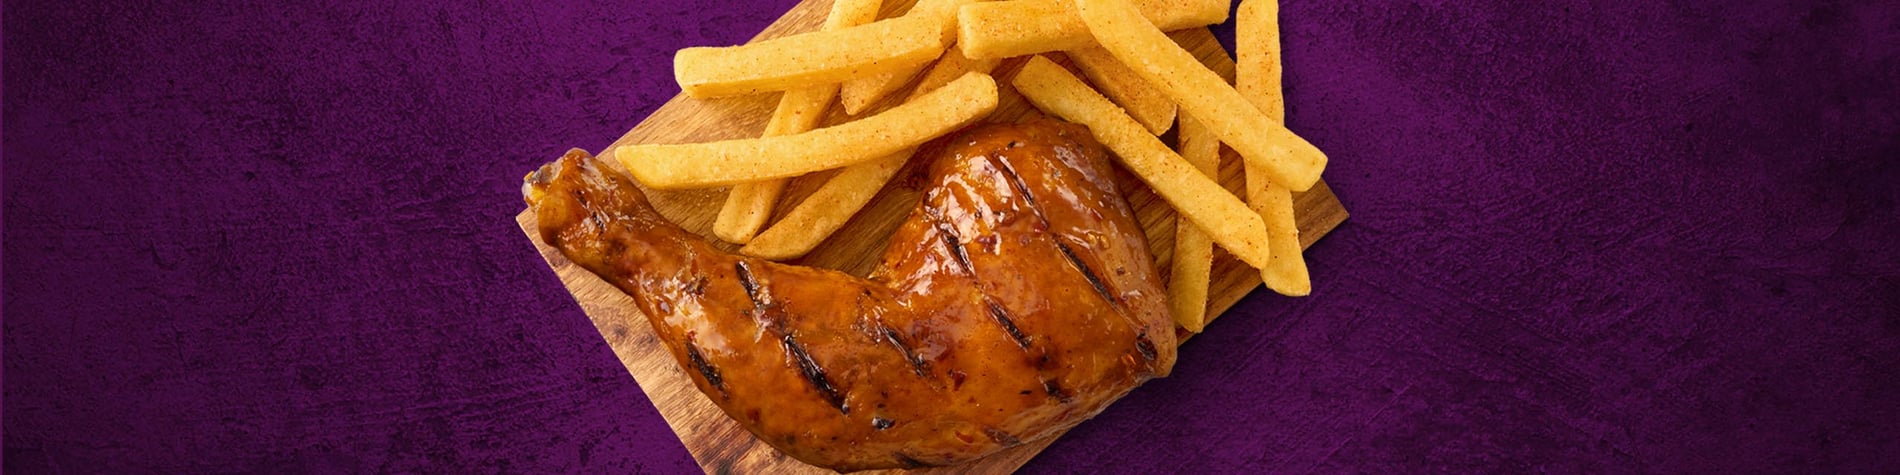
613, 0, 1323, 331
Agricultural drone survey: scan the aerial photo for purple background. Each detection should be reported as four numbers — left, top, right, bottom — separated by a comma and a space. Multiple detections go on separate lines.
6, 0, 1899, 472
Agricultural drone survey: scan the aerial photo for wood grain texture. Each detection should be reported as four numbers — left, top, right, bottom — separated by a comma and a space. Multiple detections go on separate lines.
514, 0, 1347, 472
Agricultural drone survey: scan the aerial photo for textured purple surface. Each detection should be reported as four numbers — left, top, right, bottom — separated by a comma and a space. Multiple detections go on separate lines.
5, 0, 1898, 472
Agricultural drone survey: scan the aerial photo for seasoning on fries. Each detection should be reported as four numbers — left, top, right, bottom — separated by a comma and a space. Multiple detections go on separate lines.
675, 14, 945, 98
1238, 0, 1312, 296
713, 0, 886, 243
1167, 113, 1220, 331
957, 0, 1229, 59
618, 72, 997, 189
1068, 46, 1176, 135
838, 0, 979, 115
1012, 56, 1271, 269
743, 48, 1002, 260
1074, 0, 1326, 192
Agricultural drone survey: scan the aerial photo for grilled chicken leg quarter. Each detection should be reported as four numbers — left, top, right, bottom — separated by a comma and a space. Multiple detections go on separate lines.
525, 120, 1177, 472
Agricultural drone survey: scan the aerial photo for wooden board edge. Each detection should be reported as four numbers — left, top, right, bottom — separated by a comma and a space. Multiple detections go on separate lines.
512, 175, 1345, 473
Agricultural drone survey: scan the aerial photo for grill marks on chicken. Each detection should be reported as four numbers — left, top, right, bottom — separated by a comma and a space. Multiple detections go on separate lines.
985, 151, 1114, 308
932, 219, 976, 275
877, 323, 930, 377
983, 298, 1033, 349
684, 341, 725, 396
1055, 239, 1121, 308
526, 119, 1176, 471
783, 331, 847, 414
731, 261, 849, 413
983, 151, 1150, 367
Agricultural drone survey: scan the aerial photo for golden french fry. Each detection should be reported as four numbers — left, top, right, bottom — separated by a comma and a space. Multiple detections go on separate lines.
1237, 0, 1285, 125
713, 0, 885, 244
838, 0, 978, 115
1168, 114, 1220, 331
1075, 0, 1325, 192
741, 150, 911, 260
840, 71, 925, 116
1067, 46, 1175, 135
903, 46, 1003, 105
674, 14, 945, 98
1253, 178, 1309, 296
743, 48, 1002, 260
712, 84, 837, 243
956, 0, 1227, 60
618, 72, 997, 190
1013, 56, 1270, 268
715, 173, 788, 244
1238, 0, 1310, 296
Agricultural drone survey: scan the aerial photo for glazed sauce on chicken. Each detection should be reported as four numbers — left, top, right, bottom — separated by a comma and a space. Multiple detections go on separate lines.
526, 119, 1175, 471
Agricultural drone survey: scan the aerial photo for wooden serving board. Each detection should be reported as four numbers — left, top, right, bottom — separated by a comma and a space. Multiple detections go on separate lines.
515, 1, 1349, 472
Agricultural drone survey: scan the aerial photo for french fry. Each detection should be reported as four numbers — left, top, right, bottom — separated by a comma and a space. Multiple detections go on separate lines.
1168, 114, 1219, 331
617, 72, 997, 190
1067, 46, 1175, 135
1253, 175, 1309, 295
740, 151, 908, 260
1238, 0, 1310, 296
713, 0, 885, 244
674, 14, 945, 98
1236, 0, 1285, 126
956, 0, 1227, 59
1074, 0, 1326, 192
743, 48, 1002, 260
1012, 56, 1270, 268
713, 89, 831, 243
837, 0, 977, 115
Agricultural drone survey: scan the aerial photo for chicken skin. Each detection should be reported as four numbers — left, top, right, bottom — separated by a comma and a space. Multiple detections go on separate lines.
525, 119, 1175, 471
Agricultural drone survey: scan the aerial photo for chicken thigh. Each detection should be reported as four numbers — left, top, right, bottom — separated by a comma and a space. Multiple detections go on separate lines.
525, 119, 1175, 472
